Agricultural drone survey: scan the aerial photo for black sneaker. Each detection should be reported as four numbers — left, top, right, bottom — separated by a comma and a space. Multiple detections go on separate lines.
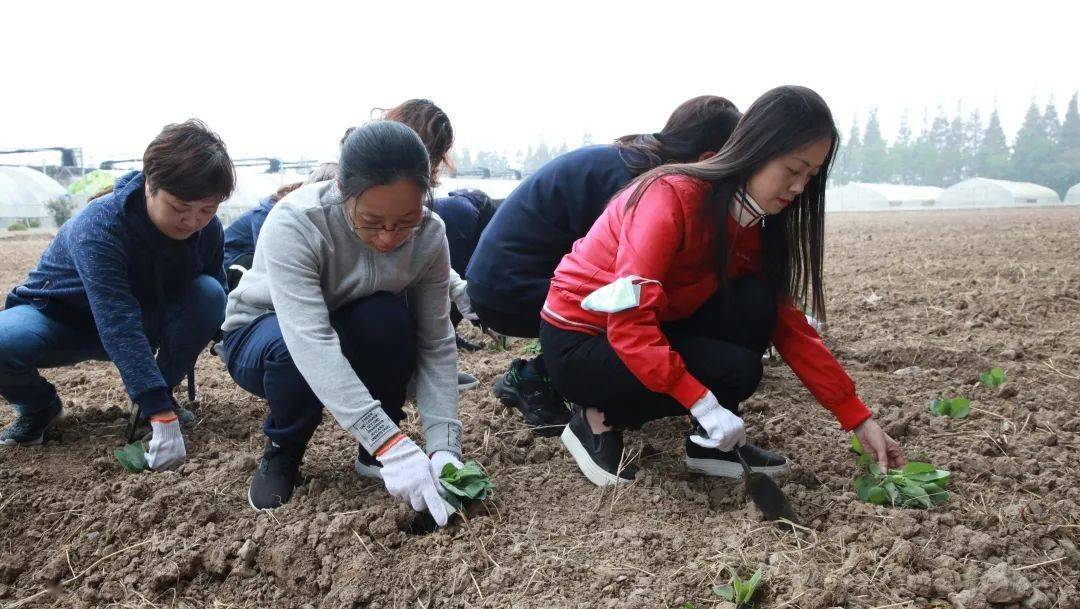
458, 371, 480, 391
684, 435, 790, 479
248, 439, 307, 510
560, 405, 636, 486
494, 358, 571, 436
0, 398, 63, 446
353, 443, 383, 479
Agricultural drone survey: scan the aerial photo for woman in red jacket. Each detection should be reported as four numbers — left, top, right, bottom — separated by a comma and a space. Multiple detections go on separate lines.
539, 86, 905, 486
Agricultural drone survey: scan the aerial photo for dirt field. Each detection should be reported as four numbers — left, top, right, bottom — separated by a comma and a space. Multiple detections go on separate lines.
1, 208, 1078, 609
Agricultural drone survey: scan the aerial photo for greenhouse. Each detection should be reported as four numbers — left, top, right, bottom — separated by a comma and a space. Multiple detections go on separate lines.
826, 182, 943, 212
937, 178, 1060, 208
0, 166, 68, 230
1065, 182, 1080, 204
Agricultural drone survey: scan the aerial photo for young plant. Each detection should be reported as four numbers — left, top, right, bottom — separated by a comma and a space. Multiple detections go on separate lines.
713, 568, 763, 607
929, 396, 970, 419
980, 367, 1006, 389
438, 460, 495, 511
851, 437, 950, 508
114, 441, 149, 472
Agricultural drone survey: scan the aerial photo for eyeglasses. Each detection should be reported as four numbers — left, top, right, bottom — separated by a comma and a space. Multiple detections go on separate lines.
352, 221, 422, 235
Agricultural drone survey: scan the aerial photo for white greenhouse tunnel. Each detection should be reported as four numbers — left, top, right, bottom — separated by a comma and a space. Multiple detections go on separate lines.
0, 166, 68, 229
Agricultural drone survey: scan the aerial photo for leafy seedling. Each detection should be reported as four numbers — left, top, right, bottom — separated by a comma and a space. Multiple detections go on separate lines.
439, 460, 495, 511
713, 568, 763, 607
114, 441, 149, 472
851, 437, 950, 508
980, 367, 1007, 389
929, 396, 970, 419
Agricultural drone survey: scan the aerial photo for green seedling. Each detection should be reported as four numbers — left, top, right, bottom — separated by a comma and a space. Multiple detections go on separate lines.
439, 460, 495, 511
851, 437, 950, 508
929, 396, 970, 419
113, 441, 149, 472
524, 339, 542, 355
980, 367, 1006, 389
713, 568, 763, 607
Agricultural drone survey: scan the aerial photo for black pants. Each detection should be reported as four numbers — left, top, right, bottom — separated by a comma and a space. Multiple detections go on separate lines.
471, 302, 542, 339
539, 276, 777, 429
221, 292, 415, 447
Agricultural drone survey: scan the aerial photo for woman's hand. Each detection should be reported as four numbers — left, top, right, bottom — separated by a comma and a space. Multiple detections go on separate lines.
376, 436, 450, 526
853, 417, 905, 473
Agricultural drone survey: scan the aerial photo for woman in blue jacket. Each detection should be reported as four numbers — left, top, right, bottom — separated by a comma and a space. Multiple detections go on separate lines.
0, 120, 234, 470
223, 182, 302, 291
465, 96, 742, 435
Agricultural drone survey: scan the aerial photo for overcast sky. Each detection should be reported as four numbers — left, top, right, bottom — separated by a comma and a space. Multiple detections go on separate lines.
2, 0, 1077, 167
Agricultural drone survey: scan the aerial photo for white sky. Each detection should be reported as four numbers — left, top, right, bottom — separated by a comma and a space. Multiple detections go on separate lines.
2, 0, 1077, 167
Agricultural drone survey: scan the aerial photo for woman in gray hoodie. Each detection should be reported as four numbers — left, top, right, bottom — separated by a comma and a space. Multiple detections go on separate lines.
220, 121, 462, 525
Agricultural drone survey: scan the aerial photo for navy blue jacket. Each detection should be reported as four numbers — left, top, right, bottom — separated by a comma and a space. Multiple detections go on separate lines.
223, 196, 274, 269
432, 189, 495, 276
466, 145, 638, 314
8, 171, 226, 415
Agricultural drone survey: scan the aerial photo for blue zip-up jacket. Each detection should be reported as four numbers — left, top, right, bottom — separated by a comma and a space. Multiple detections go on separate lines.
465, 145, 638, 315
223, 196, 274, 269
432, 189, 495, 276
7, 171, 226, 415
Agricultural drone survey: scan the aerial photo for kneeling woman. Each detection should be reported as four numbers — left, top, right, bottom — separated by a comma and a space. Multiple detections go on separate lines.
540, 86, 905, 486
221, 121, 462, 525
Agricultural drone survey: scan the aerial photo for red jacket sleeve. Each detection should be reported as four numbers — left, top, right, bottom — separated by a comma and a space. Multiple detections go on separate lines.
772, 304, 872, 430
604, 179, 709, 408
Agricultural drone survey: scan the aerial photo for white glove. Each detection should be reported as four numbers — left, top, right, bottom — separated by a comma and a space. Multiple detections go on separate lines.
430, 450, 464, 479
448, 269, 479, 321
377, 437, 450, 526
145, 415, 187, 470
689, 392, 746, 452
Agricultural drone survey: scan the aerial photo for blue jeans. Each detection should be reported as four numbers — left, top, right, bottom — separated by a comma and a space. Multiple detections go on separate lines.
0, 274, 226, 416
221, 292, 417, 447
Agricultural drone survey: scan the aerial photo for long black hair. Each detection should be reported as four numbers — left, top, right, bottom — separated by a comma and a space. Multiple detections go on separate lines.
616, 95, 741, 175
625, 86, 839, 321
338, 120, 434, 209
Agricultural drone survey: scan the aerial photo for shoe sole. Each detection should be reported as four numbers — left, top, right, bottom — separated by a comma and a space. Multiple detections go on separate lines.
684, 456, 791, 479
560, 425, 634, 487
493, 378, 567, 438
353, 458, 384, 479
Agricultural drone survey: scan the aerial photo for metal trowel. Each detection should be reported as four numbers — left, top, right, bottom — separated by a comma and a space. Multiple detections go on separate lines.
735, 446, 799, 527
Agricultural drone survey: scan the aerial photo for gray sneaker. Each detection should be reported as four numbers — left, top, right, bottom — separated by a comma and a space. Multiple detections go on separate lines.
1, 398, 63, 447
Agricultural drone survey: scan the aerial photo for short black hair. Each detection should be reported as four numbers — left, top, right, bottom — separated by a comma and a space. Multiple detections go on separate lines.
143, 119, 235, 202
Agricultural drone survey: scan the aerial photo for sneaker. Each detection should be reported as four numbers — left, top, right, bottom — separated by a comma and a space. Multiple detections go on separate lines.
353, 443, 383, 479
494, 358, 570, 436
560, 405, 636, 486
458, 371, 480, 391
0, 398, 63, 447
248, 439, 307, 510
684, 436, 790, 479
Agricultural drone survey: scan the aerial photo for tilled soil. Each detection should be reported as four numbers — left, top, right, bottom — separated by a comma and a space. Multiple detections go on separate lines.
1, 208, 1078, 609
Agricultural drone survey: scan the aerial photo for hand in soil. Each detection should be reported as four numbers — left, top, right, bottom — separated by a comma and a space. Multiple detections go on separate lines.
853, 417, 905, 473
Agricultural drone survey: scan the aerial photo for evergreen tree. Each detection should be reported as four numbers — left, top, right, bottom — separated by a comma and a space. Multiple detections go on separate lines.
962, 109, 983, 180
891, 110, 914, 183
975, 108, 1010, 179
941, 103, 968, 185
834, 115, 862, 184
1057, 93, 1080, 197
922, 107, 950, 185
861, 108, 888, 182
1011, 98, 1055, 184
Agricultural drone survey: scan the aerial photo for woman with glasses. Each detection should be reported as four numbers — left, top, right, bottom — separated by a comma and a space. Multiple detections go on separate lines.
220, 121, 462, 525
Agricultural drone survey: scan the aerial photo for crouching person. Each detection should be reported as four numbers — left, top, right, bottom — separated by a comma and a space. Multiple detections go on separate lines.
0, 120, 233, 470
220, 121, 463, 526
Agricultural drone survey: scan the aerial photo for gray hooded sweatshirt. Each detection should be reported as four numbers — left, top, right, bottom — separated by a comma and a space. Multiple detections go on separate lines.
222, 181, 461, 456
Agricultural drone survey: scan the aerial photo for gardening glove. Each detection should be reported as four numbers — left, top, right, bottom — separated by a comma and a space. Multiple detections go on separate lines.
689, 391, 746, 452
144, 413, 187, 470
377, 436, 450, 526
450, 281, 479, 323
430, 450, 464, 480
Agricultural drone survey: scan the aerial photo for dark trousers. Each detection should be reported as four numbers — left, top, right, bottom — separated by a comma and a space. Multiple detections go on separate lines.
471, 302, 542, 339
221, 292, 416, 447
225, 253, 255, 292
539, 276, 777, 429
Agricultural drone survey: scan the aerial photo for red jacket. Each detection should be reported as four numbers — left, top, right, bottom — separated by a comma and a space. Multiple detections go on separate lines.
541, 174, 872, 431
